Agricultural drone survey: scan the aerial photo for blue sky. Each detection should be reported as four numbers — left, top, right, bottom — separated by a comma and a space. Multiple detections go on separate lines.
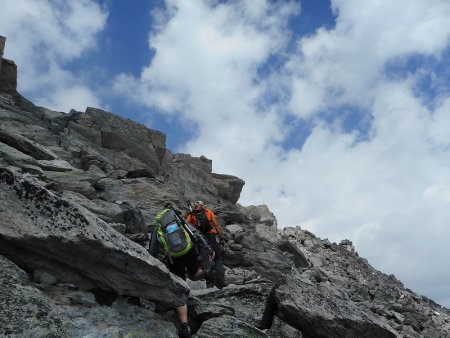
2, 0, 450, 308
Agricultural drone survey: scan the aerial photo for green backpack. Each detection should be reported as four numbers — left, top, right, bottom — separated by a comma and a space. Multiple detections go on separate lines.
155, 208, 192, 258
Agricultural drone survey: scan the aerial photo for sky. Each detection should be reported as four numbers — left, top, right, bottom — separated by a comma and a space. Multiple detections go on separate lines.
1, 0, 450, 308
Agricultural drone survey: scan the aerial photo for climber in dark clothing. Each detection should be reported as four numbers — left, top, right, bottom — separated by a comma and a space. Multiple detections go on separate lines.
149, 205, 214, 338
186, 200, 226, 288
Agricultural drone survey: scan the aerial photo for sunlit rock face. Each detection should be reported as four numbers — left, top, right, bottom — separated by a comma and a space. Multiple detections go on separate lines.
1, 39, 449, 338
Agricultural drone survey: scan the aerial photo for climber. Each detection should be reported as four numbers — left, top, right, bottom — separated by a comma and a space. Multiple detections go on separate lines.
149, 203, 215, 338
186, 200, 226, 288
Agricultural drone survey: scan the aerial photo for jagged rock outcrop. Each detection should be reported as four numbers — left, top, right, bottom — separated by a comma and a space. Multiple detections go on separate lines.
0, 167, 188, 307
0, 128, 58, 160
196, 315, 268, 337
0, 37, 16, 95
1, 255, 179, 337
275, 272, 398, 338
190, 282, 274, 329
0, 36, 5, 73
1, 38, 450, 338
64, 107, 166, 175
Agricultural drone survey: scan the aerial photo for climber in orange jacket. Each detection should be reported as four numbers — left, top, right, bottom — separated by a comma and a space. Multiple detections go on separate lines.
186, 200, 226, 288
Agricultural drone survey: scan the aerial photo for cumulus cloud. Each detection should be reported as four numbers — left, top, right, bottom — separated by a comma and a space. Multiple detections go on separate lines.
279, 0, 450, 306
287, 0, 450, 118
0, 0, 107, 112
114, 0, 450, 307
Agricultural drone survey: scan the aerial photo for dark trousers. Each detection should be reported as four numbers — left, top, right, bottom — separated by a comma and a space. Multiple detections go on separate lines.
200, 233, 224, 275
168, 247, 200, 280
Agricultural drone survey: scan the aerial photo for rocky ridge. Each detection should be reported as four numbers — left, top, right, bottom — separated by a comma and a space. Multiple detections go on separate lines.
1, 37, 449, 337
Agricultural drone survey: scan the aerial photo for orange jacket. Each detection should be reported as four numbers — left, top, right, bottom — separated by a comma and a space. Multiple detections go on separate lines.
187, 208, 223, 238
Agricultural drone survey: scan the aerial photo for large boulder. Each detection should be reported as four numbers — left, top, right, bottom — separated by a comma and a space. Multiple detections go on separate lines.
0, 141, 43, 175
190, 282, 274, 329
0, 255, 72, 337
0, 58, 17, 94
45, 168, 102, 199
0, 167, 188, 307
64, 107, 166, 175
0, 128, 57, 160
239, 204, 278, 241
266, 315, 304, 338
275, 273, 398, 338
224, 230, 294, 284
165, 154, 245, 205
0, 255, 179, 338
196, 315, 268, 338
211, 173, 245, 203
94, 176, 181, 226
0, 35, 5, 74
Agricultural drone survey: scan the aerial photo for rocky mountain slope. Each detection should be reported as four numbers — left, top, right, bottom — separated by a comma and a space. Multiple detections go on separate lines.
1, 39, 449, 337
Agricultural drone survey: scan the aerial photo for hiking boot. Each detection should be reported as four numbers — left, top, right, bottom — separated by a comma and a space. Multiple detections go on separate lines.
204, 268, 216, 288
178, 322, 191, 338
214, 272, 226, 289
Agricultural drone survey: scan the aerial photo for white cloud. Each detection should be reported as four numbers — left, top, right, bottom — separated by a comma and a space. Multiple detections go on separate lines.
43, 84, 102, 113
115, 0, 297, 115
0, 0, 107, 112
287, 0, 450, 118
116, 0, 450, 307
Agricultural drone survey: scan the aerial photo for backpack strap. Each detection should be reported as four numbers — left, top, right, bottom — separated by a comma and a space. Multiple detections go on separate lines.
191, 208, 213, 233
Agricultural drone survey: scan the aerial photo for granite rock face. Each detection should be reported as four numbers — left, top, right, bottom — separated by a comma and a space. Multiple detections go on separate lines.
0, 58, 16, 93
0, 167, 188, 307
0, 255, 180, 338
1, 41, 450, 338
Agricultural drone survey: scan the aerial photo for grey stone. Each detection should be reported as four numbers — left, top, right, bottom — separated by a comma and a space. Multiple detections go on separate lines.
95, 176, 180, 226
34, 268, 58, 285
0, 36, 5, 74
188, 296, 235, 324
0, 128, 58, 160
0, 141, 40, 167
109, 223, 127, 233
278, 239, 310, 268
1, 255, 179, 338
0, 255, 73, 337
225, 267, 260, 285
45, 169, 99, 198
275, 274, 397, 338
165, 153, 245, 206
267, 315, 303, 338
191, 282, 274, 328
62, 296, 179, 338
61, 190, 124, 222
38, 159, 72, 172
212, 173, 245, 203
228, 243, 243, 251
0, 167, 188, 307
0, 58, 17, 93
239, 204, 278, 242
225, 223, 244, 236
196, 315, 268, 338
